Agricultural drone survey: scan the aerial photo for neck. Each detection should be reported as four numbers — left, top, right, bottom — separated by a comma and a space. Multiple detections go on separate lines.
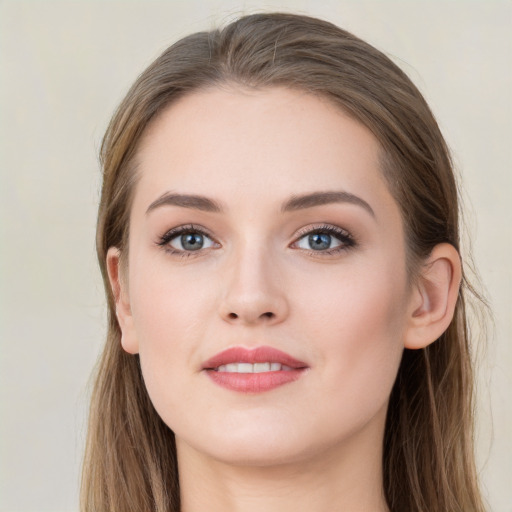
177, 407, 389, 512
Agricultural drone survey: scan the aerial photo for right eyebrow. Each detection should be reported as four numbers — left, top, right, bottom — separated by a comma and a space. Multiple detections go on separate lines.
146, 192, 223, 214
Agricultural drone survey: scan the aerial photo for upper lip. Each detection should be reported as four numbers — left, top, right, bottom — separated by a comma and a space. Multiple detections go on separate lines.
202, 346, 308, 370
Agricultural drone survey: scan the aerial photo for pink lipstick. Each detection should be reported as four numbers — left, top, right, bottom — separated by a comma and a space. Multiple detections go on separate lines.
202, 346, 308, 393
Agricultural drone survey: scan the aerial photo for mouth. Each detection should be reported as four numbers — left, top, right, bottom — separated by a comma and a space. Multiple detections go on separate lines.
202, 346, 309, 393
214, 362, 295, 373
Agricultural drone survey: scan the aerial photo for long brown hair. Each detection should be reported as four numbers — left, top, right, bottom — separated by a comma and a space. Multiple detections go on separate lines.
82, 12, 487, 512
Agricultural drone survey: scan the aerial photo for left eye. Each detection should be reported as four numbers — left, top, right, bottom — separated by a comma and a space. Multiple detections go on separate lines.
294, 228, 352, 252
295, 232, 341, 251
168, 231, 216, 252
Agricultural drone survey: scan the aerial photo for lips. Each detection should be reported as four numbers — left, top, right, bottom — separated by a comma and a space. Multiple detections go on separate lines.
202, 346, 309, 393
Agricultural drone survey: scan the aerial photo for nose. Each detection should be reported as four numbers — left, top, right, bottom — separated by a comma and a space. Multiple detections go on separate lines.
219, 244, 289, 326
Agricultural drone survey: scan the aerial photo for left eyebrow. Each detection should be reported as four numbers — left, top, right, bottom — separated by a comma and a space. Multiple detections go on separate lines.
281, 191, 375, 218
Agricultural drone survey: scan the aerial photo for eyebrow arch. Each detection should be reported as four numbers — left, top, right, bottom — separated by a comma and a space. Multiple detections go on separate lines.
146, 192, 223, 214
282, 191, 375, 217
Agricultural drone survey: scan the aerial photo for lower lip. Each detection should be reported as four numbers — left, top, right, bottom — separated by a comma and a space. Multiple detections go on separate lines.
204, 369, 307, 393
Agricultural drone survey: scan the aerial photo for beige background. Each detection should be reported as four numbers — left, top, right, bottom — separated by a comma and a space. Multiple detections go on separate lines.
0, 1, 510, 510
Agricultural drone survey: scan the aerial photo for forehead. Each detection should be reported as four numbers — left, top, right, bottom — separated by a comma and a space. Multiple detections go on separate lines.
132, 86, 397, 222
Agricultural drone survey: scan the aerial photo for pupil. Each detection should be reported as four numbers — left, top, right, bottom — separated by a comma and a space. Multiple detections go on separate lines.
181, 233, 203, 251
309, 233, 331, 250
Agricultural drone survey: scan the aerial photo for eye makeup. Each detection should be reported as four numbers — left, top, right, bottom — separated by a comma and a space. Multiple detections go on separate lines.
156, 222, 356, 259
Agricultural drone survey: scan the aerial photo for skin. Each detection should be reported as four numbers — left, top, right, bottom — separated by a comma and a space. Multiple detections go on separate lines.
108, 86, 461, 512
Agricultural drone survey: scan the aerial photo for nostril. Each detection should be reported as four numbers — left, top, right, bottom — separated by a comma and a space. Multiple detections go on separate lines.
226, 311, 275, 321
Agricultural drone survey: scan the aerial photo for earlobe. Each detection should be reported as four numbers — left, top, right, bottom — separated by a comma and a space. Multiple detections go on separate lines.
404, 243, 462, 349
106, 247, 139, 354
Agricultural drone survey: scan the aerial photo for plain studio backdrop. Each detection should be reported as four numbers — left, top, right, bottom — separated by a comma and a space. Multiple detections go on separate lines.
0, 1, 510, 511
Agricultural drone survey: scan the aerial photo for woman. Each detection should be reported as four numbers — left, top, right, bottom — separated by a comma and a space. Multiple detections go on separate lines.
81, 12, 487, 512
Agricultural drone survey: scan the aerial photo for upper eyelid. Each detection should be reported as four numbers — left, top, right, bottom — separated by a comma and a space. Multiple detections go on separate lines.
292, 224, 353, 240
161, 224, 215, 239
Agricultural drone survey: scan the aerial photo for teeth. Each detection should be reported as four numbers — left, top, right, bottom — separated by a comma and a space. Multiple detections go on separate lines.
253, 362, 270, 373
215, 362, 292, 373
238, 363, 253, 373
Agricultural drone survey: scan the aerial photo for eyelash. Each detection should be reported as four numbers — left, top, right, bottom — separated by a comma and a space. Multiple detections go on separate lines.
156, 223, 356, 258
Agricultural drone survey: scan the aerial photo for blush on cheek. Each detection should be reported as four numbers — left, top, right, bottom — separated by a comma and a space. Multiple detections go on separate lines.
307, 273, 406, 414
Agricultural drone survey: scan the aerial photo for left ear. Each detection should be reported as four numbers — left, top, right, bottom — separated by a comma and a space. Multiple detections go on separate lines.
404, 243, 462, 349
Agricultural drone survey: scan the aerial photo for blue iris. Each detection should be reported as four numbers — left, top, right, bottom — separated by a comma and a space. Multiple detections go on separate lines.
308, 233, 331, 250
181, 233, 204, 251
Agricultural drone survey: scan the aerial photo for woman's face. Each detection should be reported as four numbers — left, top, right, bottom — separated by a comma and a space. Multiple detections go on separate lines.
115, 87, 415, 466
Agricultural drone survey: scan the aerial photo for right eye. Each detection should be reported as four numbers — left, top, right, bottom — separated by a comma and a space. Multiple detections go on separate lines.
169, 231, 215, 251
158, 225, 218, 255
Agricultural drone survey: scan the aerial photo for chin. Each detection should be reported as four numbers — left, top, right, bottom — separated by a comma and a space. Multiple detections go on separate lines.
206, 439, 312, 468
174, 412, 318, 467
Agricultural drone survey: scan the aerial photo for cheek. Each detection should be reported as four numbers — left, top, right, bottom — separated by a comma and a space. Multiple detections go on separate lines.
129, 252, 214, 340
127, 259, 213, 400
297, 263, 408, 422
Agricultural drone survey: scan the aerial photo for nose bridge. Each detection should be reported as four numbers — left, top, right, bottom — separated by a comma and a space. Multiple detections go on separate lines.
220, 235, 288, 325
